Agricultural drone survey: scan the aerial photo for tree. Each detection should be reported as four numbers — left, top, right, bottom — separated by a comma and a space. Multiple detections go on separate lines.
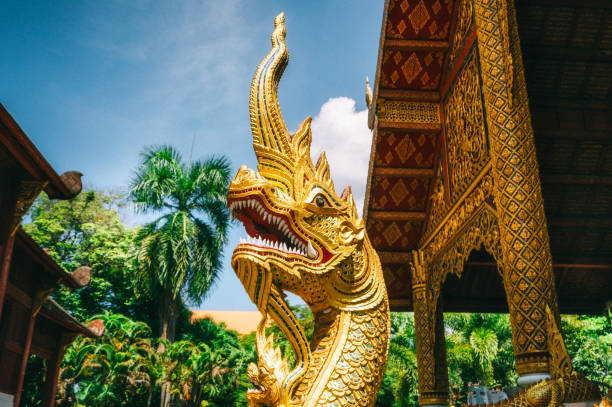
377, 313, 419, 407
469, 328, 498, 386
129, 145, 231, 343
24, 190, 146, 322
445, 313, 516, 405
562, 314, 612, 387
57, 312, 159, 407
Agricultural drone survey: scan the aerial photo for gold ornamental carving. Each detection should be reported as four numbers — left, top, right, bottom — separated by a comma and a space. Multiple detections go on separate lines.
411, 251, 449, 406
11, 180, 48, 235
443, 47, 490, 202
448, 0, 474, 73
377, 100, 440, 125
228, 14, 390, 407
488, 305, 601, 407
429, 205, 503, 308
424, 159, 449, 237
474, 0, 559, 374
421, 168, 494, 262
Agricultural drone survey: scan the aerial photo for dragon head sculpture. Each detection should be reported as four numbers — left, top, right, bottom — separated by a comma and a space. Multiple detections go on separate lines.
228, 13, 389, 407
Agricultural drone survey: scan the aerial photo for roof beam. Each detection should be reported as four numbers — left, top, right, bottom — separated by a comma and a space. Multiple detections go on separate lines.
528, 97, 612, 109
378, 89, 441, 102
541, 174, 612, 185
523, 46, 612, 63
378, 121, 441, 131
369, 211, 426, 222
385, 39, 449, 52
549, 217, 612, 228
378, 251, 414, 263
374, 167, 435, 178
468, 261, 612, 270
515, 0, 612, 8
534, 131, 611, 141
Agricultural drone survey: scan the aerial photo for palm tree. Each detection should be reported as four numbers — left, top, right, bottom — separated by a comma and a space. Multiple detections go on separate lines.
129, 145, 231, 343
469, 327, 499, 386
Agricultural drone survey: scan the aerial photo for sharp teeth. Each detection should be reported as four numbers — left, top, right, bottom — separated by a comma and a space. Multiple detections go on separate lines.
307, 241, 317, 259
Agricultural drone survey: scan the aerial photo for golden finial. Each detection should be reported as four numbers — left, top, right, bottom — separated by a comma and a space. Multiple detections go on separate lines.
365, 76, 373, 109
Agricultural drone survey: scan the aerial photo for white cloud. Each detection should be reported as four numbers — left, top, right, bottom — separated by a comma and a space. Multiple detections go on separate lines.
310, 97, 372, 215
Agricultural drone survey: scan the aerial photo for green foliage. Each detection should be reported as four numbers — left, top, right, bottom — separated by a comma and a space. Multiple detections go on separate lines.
24, 190, 146, 322
445, 313, 517, 405
377, 313, 419, 407
469, 328, 498, 386
129, 145, 231, 342
130, 145, 231, 304
57, 312, 158, 407
562, 315, 612, 386
20, 356, 46, 407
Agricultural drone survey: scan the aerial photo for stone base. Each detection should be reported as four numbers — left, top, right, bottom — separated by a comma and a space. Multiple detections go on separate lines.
563, 401, 601, 407
420, 404, 449, 407
517, 373, 550, 388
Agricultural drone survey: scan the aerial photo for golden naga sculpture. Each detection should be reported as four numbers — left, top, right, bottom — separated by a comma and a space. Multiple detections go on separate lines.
228, 13, 390, 407
491, 307, 601, 407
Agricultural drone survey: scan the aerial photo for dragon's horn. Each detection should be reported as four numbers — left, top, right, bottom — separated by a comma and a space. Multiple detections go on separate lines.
250, 13, 296, 194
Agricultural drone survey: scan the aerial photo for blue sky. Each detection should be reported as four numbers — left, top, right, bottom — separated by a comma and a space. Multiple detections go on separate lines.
1, 1, 384, 310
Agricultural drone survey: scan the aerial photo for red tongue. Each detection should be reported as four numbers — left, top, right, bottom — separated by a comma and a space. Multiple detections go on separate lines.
238, 206, 281, 243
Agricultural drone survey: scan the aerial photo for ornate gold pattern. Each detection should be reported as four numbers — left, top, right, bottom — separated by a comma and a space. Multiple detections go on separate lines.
424, 158, 449, 237
429, 205, 502, 307
421, 170, 494, 261
474, 0, 559, 374
377, 100, 440, 124
444, 47, 490, 202
493, 375, 601, 407
448, 0, 474, 71
484, 306, 600, 407
596, 397, 612, 407
11, 180, 48, 235
545, 305, 572, 379
411, 251, 449, 406
229, 14, 390, 407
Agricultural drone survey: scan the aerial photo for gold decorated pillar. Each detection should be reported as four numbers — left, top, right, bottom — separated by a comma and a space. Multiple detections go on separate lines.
411, 251, 449, 407
473, 0, 559, 385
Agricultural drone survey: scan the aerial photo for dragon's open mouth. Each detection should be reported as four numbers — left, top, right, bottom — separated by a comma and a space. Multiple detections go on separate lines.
229, 195, 318, 259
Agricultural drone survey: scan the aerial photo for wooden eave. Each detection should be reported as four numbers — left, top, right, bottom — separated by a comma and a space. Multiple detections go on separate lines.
0, 103, 76, 200
39, 298, 99, 338
14, 228, 82, 290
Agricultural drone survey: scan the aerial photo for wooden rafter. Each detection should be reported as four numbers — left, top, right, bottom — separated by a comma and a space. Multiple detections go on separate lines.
368, 211, 426, 222
374, 168, 435, 178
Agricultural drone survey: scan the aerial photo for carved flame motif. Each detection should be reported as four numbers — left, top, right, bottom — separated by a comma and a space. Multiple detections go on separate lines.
228, 14, 391, 407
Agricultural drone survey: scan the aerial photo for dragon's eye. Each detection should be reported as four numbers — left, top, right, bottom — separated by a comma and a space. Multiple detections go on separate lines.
315, 195, 327, 208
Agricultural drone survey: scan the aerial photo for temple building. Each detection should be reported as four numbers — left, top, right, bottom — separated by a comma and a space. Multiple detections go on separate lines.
0, 104, 102, 407
364, 0, 611, 405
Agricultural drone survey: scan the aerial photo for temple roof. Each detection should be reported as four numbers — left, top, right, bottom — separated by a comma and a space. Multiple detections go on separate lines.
0, 103, 81, 200
364, 0, 612, 314
15, 228, 87, 290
